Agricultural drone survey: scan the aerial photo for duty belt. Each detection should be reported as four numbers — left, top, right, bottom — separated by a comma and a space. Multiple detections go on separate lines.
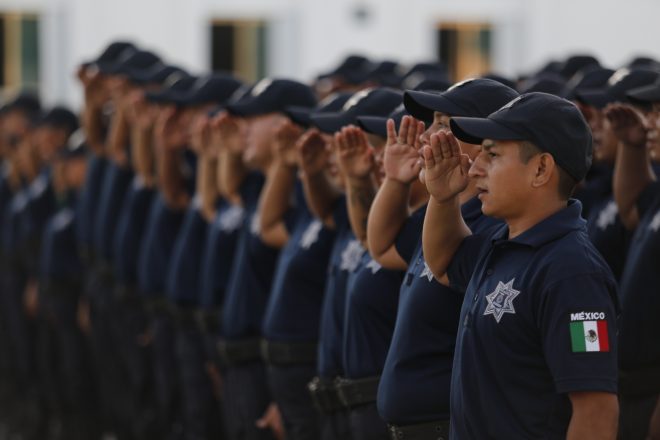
260, 340, 318, 365
307, 376, 344, 414
388, 420, 450, 440
217, 338, 262, 366
335, 375, 380, 409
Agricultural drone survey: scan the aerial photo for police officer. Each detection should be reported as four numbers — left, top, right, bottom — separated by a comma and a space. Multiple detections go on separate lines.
366, 79, 517, 440
605, 83, 660, 440
422, 92, 619, 438
574, 68, 660, 280
307, 88, 401, 440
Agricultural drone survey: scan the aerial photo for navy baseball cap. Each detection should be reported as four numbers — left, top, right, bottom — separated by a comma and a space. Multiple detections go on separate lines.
86, 41, 136, 71
564, 67, 615, 100
519, 74, 568, 97
575, 68, 660, 108
627, 79, 660, 104
105, 50, 161, 79
226, 78, 317, 117
284, 92, 352, 128
130, 63, 188, 85
5, 92, 41, 117
317, 55, 373, 85
57, 135, 88, 160
627, 56, 660, 70
357, 103, 407, 138
37, 106, 79, 135
481, 73, 517, 91
165, 74, 243, 107
310, 88, 402, 134
559, 55, 600, 79
365, 61, 403, 88
145, 74, 198, 104
404, 78, 519, 123
450, 92, 593, 181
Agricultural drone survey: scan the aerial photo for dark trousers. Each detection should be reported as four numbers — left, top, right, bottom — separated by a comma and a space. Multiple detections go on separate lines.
348, 404, 388, 440
320, 410, 352, 440
619, 392, 660, 440
175, 318, 223, 440
267, 364, 320, 440
224, 362, 275, 440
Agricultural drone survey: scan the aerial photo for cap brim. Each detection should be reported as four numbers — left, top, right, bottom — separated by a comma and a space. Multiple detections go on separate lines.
627, 83, 660, 104
284, 106, 314, 128
404, 90, 469, 122
356, 116, 388, 138
310, 112, 356, 134
226, 96, 277, 117
574, 88, 614, 109
450, 117, 526, 145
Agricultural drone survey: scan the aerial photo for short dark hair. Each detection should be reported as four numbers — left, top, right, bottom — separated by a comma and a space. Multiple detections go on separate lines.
517, 141, 577, 200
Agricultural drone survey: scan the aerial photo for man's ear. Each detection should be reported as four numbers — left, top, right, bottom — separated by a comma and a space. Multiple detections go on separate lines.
530, 152, 555, 188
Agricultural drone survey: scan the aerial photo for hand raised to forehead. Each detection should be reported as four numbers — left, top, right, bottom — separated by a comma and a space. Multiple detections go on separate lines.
127, 89, 157, 130
274, 120, 304, 167
154, 106, 186, 151
604, 104, 648, 149
334, 125, 374, 180
210, 112, 244, 155
384, 115, 425, 184
191, 114, 215, 157
421, 130, 470, 203
297, 128, 329, 176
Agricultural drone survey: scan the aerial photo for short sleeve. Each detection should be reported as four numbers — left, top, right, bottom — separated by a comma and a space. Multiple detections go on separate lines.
446, 233, 490, 292
394, 205, 427, 264
636, 181, 660, 218
539, 274, 619, 395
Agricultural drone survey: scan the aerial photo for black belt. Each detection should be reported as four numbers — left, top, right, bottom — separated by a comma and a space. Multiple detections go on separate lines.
620, 365, 660, 396
388, 420, 450, 440
218, 338, 262, 366
308, 376, 344, 414
335, 376, 380, 409
261, 340, 317, 365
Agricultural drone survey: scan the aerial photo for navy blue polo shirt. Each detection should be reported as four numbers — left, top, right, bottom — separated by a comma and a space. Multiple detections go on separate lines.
262, 184, 336, 342
378, 198, 500, 425
343, 251, 403, 379
76, 154, 108, 255
3, 188, 30, 257
40, 198, 82, 283
447, 200, 618, 439
166, 199, 208, 306
618, 181, 660, 375
113, 176, 156, 286
137, 193, 185, 297
317, 198, 362, 378
93, 162, 134, 262
221, 173, 281, 340
0, 165, 14, 230
198, 200, 244, 310
21, 170, 57, 277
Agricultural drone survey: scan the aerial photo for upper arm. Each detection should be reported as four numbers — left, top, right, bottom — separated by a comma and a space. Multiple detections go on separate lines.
372, 245, 407, 271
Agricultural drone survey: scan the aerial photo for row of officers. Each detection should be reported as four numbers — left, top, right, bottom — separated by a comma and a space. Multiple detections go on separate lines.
0, 42, 659, 440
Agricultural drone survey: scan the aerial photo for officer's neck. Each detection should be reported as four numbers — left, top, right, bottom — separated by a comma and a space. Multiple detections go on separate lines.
506, 196, 567, 240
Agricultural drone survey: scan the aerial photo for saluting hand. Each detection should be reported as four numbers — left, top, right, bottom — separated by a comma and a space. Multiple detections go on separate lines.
421, 131, 471, 203
334, 125, 374, 181
256, 402, 285, 440
191, 114, 213, 157
154, 106, 187, 151
273, 120, 304, 167
384, 116, 425, 184
210, 112, 245, 155
297, 128, 329, 176
604, 104, 648, 149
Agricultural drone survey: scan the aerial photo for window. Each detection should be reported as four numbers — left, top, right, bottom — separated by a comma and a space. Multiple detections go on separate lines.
437, 22, 491, 81
0, 12, 40, 92
210, 20, 267, 83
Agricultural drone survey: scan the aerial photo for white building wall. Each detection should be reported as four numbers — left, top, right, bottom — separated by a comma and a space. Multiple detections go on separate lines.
0, 0, 659, 108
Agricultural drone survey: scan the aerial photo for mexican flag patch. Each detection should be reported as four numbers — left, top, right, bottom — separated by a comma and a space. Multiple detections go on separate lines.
570, 318, 609, 353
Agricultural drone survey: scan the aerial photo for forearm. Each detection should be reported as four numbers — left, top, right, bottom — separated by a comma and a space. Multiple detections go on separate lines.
131, 126, 156, 186
197, 156, 219, 222
422, 197, 471, 281
219, 150, 247, 200
301, 170, 341, 227
259, 159, 297, 232
82, 104, 106, 155
614, 144, 656, 229
345, 175, 377, 246
367, 178, 410, 261
106, 109, 131, 167
157, 148, 189, 210
567, 393, 618, 440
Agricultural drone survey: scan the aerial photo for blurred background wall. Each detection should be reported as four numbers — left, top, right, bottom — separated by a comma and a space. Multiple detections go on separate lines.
0, 0, 657, 108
